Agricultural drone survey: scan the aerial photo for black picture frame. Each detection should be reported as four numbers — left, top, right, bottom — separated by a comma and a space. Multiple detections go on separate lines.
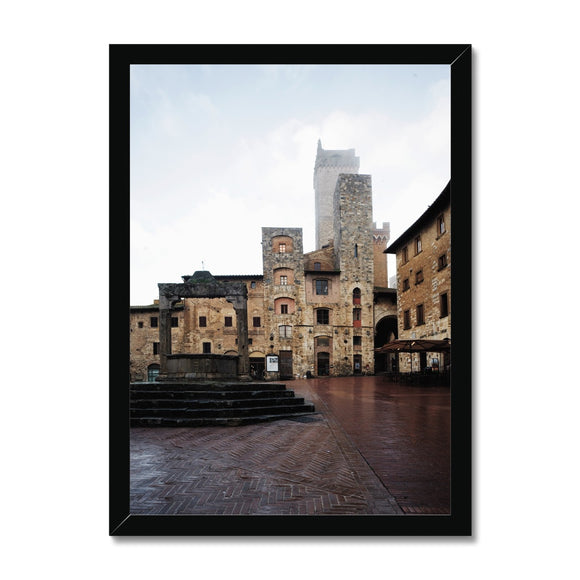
110, 44, 472, 536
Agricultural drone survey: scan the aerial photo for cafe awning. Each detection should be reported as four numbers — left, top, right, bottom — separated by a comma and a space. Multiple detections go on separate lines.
375, 338, 451, 354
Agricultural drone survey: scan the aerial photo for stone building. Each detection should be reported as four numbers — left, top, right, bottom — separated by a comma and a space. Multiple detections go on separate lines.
385, 182, 451, 372
129, 141, 398, 381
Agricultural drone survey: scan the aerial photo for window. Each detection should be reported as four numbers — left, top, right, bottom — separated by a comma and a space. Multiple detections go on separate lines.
224, 316, 233, 327
279, 325, 292, 338
316, 309, 329, 325
253, 317, 261, 328
279, 243, 286, 253
316, 336, 330, 347
138, 321, 144, 328
199, 316, 207, 327
353, 336, 362, 347
402, 278, 410, 292
314, 262, 321, 271
402, 246, 408, 264
203, 342, 211, 354
438, 253, 448, 270
280, 275, 288, 285
403, 310, 411, 330
315, 279, 328, 295
153, 342, 160, 355
353, 308, 362, 325
280, 304, 288, 314
415, 236, 422, 255
417, 304, 425, 326
171, 317, 178, 327
352, 287, 361, 304
250, 281, 256, 288
440, 293, 449, 318
354, 243, 358, 258
150, 316, 158, 328
415, 270, 424, 284
437, 214, 446, 236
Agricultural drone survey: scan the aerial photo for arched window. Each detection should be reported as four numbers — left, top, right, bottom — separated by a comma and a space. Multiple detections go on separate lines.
352, 287, 361, 304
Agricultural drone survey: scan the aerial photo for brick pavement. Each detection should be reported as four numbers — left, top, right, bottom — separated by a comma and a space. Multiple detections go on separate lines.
130, 376, 450, 516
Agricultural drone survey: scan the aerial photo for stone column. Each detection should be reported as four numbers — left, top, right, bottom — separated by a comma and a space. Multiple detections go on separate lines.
230, 296, 250, 380
158, 295, 173, 374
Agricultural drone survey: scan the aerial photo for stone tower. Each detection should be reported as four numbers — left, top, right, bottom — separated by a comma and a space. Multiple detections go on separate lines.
313, 140, 360, 249
332, 173, 375, 375
372, 222, 390, 288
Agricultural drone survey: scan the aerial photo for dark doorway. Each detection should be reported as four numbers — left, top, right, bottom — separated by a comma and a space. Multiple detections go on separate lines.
374, 315, 398, 372
353, 354, 362, 375
317, 352, 330, 376
279, 350, 293, 379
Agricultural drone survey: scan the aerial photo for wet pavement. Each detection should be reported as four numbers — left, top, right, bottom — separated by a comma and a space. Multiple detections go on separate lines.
130, 375, 450, 516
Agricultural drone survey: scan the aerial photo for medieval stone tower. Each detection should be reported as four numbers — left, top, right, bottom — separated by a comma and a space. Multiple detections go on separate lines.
313, 140, 360, 249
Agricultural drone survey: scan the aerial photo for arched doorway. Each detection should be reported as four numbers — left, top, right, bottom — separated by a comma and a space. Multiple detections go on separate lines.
374, 315, 398, 372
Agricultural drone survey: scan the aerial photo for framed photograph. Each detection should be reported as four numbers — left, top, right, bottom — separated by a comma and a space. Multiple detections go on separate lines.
110, 44, 471, 536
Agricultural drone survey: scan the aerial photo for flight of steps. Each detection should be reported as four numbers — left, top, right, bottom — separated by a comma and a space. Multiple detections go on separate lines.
130, 381, 316, 427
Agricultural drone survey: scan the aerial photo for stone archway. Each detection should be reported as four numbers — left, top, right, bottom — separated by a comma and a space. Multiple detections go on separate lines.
157, 271, 250, 380
374, 315, 398, 373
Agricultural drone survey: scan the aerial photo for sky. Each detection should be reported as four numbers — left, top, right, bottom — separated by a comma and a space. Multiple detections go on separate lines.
130, 64, 451, 305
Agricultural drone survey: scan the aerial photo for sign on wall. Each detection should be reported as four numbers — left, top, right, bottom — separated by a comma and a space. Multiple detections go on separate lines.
266, 355, 279, 372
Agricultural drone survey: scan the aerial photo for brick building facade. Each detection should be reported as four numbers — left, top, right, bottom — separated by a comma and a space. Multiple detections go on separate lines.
130, 142, 399, 381
385, 182, 451, 372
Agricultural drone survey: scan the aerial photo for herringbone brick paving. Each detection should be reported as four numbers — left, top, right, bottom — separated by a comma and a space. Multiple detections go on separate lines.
130, 376, 450, 516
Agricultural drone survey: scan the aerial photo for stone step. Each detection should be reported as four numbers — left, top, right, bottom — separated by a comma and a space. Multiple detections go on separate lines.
131, 396, 301, 410
130, 389, 295, 401
129, 380, 315, 426
131, 401, 315, 419
130, 381, 288, 392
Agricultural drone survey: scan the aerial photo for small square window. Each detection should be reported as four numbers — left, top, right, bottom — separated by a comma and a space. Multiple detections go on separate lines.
150, 317, 158, 328
402, 278, 410, 291
438, 254, 448, 270
315, 279, 328, 295
253, 317, 261, 328
138, 321, 144, 328
280, 304, 288, 314
403, 310, 411, 330
202, 342, 211, 354
415, 270, 424, 284
316, 309, 329, 325
199, 316, 207, 327
153, 342, 159, 355
353, 336, 362, 346
171, 317, 178, 327
224, 316, 233, 327
314, 262, 321, 270
279, 325, 292, 338
279, 243, 286, 253
280, 275, 288, 285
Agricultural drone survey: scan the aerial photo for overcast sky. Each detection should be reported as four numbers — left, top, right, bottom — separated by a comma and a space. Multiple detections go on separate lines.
130, 64, 450, 305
